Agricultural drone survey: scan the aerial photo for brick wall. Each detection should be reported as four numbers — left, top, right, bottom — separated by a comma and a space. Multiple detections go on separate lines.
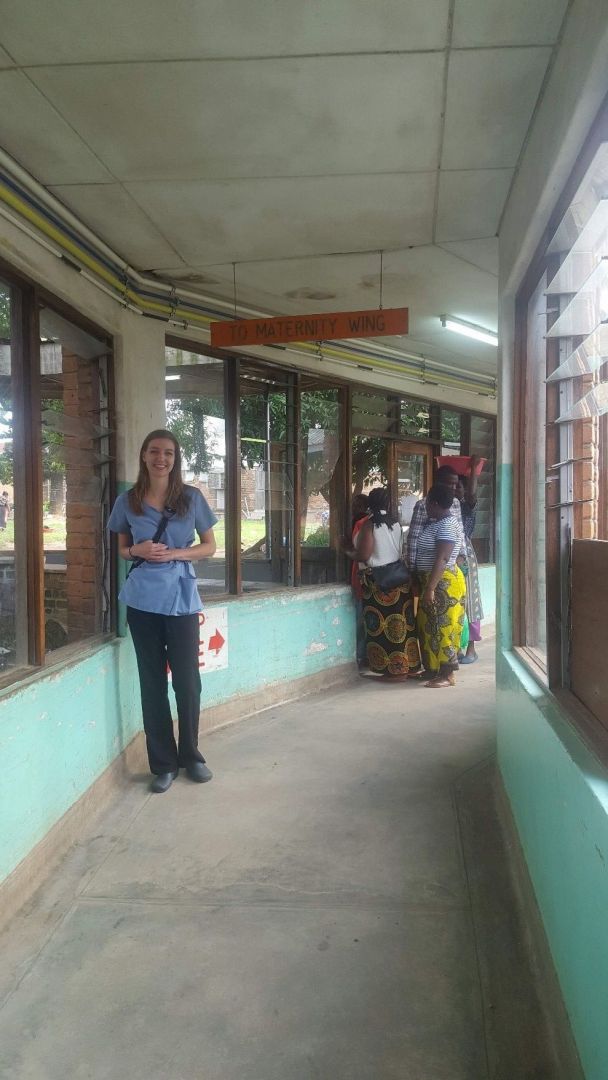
62, 352, 101, 643
578, 412, 598, 541
44, 568, 68, 649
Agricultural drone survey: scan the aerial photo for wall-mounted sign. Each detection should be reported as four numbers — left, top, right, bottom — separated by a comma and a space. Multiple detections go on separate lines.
198, 608, 228, 673
198, 613, 230, 669
169, 608, 228, 677
210, 307, 408, 349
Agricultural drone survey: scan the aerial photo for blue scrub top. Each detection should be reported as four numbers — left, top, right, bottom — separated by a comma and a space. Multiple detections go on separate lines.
108, 486, 217, 616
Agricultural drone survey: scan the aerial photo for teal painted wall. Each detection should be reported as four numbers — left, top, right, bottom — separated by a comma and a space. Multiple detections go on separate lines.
497, 652, 608, 1080
0, 585, 355, 887
201, 586, 355, 708
496, 463, 608, 1078
200, 570, 496, 717
1, 531, 495, 890
0, 639, 141, 884
478, 564, 496, 626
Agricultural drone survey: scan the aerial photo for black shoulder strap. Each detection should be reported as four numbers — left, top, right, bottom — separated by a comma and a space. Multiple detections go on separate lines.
127, 509, 171, 576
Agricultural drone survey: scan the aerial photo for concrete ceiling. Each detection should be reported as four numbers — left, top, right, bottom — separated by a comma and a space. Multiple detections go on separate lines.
0, 0, 570, 378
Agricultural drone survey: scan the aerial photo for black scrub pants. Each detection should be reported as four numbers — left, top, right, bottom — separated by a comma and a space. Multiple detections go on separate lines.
127, 606, 206, 775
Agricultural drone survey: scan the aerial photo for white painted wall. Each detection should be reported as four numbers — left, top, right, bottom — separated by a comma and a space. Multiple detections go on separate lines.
113, 311, 166, 481
0, 214, 165, 480
500, 0, 608, 299
0, 207, 496, 422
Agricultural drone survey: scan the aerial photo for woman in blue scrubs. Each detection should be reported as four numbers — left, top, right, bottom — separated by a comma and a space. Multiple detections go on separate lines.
109, 429, 217, 793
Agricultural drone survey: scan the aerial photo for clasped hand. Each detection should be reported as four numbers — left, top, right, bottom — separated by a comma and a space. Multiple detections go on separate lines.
134, 540, 179, 563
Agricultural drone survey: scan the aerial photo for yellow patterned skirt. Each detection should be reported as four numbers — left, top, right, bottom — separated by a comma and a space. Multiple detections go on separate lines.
416, 566, 466, 676
361, 571, 422, 675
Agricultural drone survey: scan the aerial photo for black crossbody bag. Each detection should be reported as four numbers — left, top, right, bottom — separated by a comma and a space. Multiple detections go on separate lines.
370, 559, 410, 591
127, 507, 174, 577
368, 524, 410, 590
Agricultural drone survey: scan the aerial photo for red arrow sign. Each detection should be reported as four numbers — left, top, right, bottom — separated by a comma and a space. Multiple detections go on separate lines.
208, 629, 225, 655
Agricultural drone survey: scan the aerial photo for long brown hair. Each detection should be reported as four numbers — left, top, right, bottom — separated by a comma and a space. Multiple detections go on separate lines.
128, 429, 191, 517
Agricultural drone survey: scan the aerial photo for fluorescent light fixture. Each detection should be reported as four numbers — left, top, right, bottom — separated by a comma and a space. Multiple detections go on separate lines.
165, 373, 181, 381
440, 315, 498, 347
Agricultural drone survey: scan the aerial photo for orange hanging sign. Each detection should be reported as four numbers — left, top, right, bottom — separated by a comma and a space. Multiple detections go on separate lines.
210, 307, 408, 349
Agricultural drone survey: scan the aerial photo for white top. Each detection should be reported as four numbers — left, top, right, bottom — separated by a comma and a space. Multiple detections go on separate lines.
357, 520, 403, 568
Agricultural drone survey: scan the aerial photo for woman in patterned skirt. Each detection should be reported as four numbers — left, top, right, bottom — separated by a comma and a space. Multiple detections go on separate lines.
415, 484, 466, 688
355, 487, 422, 679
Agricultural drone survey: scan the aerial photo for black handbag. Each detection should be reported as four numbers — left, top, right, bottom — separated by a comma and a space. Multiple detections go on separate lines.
370, 559, 410, 591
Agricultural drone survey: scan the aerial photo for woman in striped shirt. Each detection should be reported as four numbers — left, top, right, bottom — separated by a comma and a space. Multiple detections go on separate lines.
415, 484, 466, 688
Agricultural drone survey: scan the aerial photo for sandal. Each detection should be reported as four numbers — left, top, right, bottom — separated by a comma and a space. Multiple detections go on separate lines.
425, 673, 455, 688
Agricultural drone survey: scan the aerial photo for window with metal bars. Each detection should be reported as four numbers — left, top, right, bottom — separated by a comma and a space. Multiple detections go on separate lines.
0, 267, 114, 686
517, 135, 608, 733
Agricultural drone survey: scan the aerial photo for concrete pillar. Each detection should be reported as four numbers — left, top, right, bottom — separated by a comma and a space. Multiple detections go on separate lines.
112, 312, 166, 486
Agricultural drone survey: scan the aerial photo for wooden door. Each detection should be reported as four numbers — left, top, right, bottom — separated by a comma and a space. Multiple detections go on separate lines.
389, 441, 434, 527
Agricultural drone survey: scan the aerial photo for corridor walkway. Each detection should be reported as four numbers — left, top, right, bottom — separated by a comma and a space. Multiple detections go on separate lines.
0, 642, 574, 1080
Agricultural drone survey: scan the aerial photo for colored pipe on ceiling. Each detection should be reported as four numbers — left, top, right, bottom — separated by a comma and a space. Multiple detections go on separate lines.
0, 153, 496, 400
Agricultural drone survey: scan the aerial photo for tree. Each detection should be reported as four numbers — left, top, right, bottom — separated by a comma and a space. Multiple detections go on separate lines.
41, 399, 67, 513
166, 389, 340, 498
352, 437, 388, 494
166, 395, 224, 474
441, 409, 461, 446
0, 290, 9, 339
0, 438, 12, 485
401, 399, 430, 437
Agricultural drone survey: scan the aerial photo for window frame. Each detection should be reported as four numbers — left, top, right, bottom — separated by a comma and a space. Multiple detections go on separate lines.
513, 91, 608, 689
165, 337, 352, 596
166, 334, 497, 595
0, 257, 115, 689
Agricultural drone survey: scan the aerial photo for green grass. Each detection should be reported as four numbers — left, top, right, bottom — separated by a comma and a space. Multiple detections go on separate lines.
42, 517, 67, 549
211, 518, 265, 556
0, 519, 13, 551
0, 516, 68, 553
0, 514, 330, 560
212, 517, 329, 557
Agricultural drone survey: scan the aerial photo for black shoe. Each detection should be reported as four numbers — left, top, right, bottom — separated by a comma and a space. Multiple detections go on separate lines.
150, 770, 178, 793
185, 762, 213, 784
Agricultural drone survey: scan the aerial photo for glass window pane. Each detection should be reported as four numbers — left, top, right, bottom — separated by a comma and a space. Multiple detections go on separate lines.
351, 436, 388, 494
524, 274, 547, 656
396, 450, 427, 528
40, 306, 111, 652
352, 391, 399, 434
0, 282, 27, 671
165, 347, 226, 595
571, 377, 601, 540
240, 365, 295, 590
469, 415, 496, 565
400, 399, 431, 438
299, 387, 342, 584
441, 409, 462, 455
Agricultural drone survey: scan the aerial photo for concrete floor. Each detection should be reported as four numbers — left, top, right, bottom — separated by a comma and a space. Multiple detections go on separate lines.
0, 641, 577, 1080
